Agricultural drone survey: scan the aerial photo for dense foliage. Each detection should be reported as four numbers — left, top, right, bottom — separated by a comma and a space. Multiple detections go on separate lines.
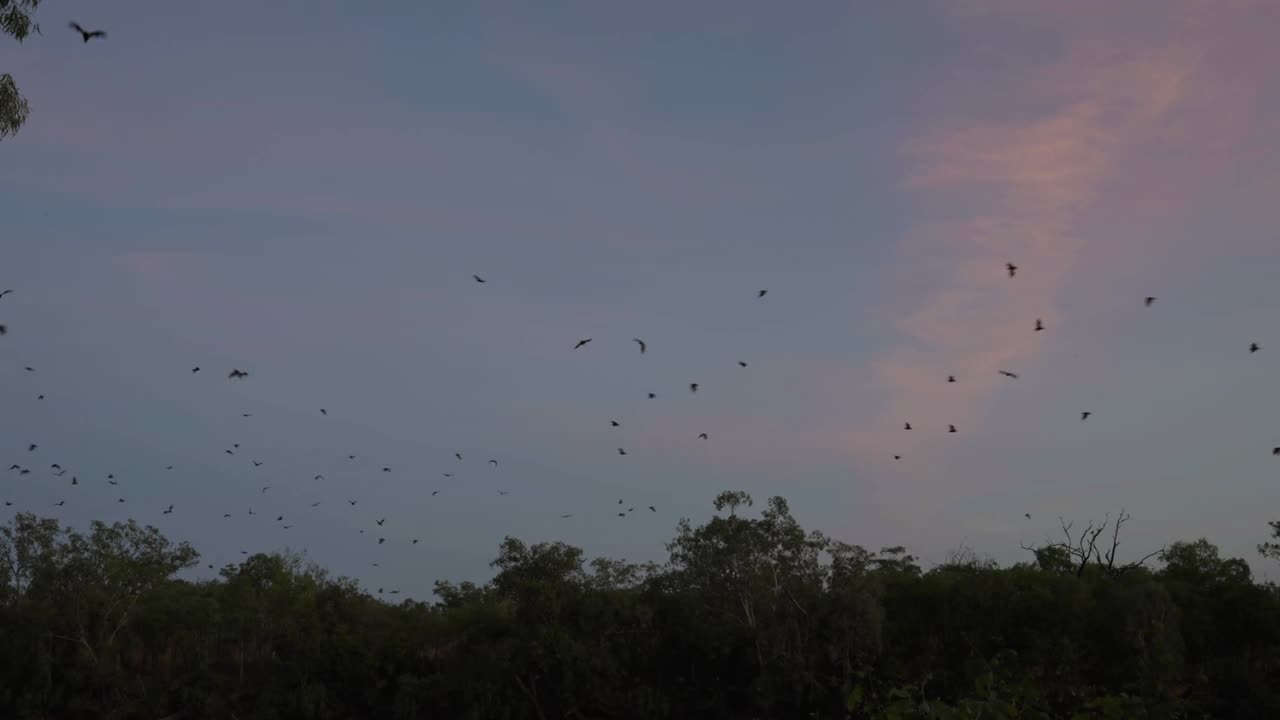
2, 493, 1279, 719
0, 0, 39, 140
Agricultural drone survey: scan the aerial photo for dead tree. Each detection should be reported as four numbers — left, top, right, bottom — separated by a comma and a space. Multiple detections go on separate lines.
1022, 509, 1163, 577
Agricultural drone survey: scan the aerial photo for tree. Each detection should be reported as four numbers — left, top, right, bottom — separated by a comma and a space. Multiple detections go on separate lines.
0, 511, 61, 604
1161, 539, 1251, 586
663, 492, 842, 716
1021, 510, 1162, 577
0, 73, 28, 140
1, 0, 40, 141
0, 513, 199, 716
55, 519, 199, 666
1258, 520, 1280, 564
3, 501, 1280, 717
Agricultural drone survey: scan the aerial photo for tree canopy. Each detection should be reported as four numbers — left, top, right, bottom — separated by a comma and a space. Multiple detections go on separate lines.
0, 0, 40, 141
2, 497, 1280, 718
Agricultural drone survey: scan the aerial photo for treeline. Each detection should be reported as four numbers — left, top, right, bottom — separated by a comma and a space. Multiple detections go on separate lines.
2, 493, 1280, 719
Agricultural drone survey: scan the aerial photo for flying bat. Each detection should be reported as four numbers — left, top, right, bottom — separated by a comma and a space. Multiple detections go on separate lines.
69, 22, 106, 42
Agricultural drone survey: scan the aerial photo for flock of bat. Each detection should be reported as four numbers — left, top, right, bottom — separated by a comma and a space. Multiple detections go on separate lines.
8, 263, 1266, 589
4, 22, 1275, 594
0, 268, 729, 593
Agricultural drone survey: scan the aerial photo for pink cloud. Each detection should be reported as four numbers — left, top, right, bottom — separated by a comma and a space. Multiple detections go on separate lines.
157, 189, 456, 228
121, 251, 198, 283
844, 0, 1280, 472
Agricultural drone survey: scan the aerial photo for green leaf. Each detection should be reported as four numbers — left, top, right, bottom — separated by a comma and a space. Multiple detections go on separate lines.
847, 683, 865, 712
975, 670, 994, 698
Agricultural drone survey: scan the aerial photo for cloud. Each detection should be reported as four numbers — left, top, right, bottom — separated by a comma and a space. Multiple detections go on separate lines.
122, 251, 198, 283
845, 0, 1278, 473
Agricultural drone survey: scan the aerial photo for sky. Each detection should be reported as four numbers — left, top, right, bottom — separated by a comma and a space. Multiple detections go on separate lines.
2, 0, 1280, 596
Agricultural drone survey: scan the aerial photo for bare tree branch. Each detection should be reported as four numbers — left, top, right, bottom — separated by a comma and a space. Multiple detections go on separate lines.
1027, 510, 1161, 577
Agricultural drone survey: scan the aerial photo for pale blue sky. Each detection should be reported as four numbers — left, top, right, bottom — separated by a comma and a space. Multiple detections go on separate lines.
3, 0, 1279, 594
